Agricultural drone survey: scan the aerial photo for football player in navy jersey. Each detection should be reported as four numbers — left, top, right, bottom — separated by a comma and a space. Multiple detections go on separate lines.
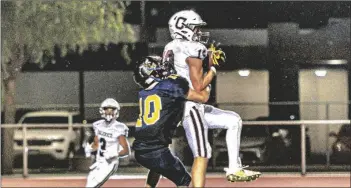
132, 56, 211, 187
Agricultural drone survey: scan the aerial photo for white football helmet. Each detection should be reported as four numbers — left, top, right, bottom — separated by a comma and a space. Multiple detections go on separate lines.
168, 10, 210, 44
99, 98, 120, 122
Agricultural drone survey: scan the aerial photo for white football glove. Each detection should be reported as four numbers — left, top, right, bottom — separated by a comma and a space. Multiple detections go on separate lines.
84, 142, 94, 158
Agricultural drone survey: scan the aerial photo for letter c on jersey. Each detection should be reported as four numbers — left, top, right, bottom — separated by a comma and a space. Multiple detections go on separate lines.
136, 95, 162, 127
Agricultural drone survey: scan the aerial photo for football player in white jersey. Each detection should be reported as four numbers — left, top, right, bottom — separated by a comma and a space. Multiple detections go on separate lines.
163, 10, 261, 186
84, 98, 130, 188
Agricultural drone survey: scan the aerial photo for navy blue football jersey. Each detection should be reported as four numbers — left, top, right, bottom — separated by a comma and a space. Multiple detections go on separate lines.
132, 75, 189, 152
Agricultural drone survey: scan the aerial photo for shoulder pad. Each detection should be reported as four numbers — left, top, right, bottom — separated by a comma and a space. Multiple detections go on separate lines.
184, 41, 207, 60
92, 119, 105, 128
114, 121, 129, 137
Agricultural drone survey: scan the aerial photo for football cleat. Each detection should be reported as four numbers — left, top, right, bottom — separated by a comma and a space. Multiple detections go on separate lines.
224, 167, 261, 182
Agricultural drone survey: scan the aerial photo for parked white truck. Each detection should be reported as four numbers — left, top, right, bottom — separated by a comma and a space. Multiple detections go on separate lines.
13, 111, 83, 168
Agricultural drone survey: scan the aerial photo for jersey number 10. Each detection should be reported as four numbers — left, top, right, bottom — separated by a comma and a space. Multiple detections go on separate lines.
136, 94, 162, 127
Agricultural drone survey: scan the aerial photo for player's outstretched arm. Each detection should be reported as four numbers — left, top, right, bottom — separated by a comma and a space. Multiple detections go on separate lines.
118, 135, 130, 158
186, 86, 211, 103
186, 57, 216, 92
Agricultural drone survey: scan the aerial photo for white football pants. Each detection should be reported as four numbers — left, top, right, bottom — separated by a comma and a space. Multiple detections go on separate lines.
86, 160, 118, 188
182, 101, 243, 169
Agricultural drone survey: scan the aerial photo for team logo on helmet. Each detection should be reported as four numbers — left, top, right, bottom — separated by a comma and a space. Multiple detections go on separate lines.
168, 10, 210, 44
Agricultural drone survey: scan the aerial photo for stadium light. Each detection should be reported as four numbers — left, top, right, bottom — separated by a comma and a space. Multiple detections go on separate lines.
238, 69, 250, 77
313, 59, 348, 65
327, 59, 347, 65
314, 69, 327, 77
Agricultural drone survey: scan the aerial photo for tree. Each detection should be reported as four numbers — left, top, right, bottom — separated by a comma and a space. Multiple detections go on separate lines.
1, 0, 136, 173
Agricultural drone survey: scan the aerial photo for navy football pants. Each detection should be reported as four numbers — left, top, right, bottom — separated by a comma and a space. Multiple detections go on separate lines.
134, 147, 191, 186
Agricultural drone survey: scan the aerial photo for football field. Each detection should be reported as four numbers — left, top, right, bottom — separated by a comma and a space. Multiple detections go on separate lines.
2, 173, 350, 187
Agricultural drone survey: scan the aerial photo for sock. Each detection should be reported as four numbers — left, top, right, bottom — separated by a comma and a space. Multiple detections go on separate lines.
226, 127, 239, 170
237, 119, 243, 166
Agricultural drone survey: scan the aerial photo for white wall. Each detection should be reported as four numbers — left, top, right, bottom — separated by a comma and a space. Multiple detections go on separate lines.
84, 71, 139, 119
15, 72, 80, 106
216, 70, 269, 120
14, 71, 140, 120
299, 69, 349, 154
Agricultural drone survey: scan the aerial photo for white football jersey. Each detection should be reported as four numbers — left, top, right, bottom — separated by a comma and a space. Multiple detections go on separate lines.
92, 119, 128, 164
163, 39, 208, 89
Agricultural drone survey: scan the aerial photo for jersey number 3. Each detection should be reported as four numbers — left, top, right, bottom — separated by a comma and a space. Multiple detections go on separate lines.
99, 137, 106, 157
136, 95, 162, 127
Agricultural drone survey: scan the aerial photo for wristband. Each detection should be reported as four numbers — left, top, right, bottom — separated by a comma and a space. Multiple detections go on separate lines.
210, 66, 217, 75
206, 84, 212, 92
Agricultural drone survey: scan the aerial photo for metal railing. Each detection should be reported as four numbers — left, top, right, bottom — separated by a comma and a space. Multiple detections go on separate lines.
14, 103, 139, 109
2, 119, 350, 178
14, 101, 351, 109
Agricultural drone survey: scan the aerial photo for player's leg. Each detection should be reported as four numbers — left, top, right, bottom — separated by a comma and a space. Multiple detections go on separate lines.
135, 150, 162, 188
190, 157, 208, 187
204, 105, 261, 182
146, 170, 161, 188
85, 161, 118, 188
158, 149, 191, 187
182, 105, 211, 187
135, 148, 191, 187
204, 105, 241, 170
86, 169, 97, 188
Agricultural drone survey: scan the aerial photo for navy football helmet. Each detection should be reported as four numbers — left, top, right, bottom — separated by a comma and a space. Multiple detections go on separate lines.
133, 55, 176, 88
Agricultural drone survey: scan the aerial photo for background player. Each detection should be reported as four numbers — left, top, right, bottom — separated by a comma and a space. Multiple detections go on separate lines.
84, 98, 130, 188
132, 56, 211, 187
163, 10, 261, 186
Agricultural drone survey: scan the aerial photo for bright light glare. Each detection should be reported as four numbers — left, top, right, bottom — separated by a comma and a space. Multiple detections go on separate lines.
328, 60, 347, 65
315, 69, 327, 77
238, 69, 250, 77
